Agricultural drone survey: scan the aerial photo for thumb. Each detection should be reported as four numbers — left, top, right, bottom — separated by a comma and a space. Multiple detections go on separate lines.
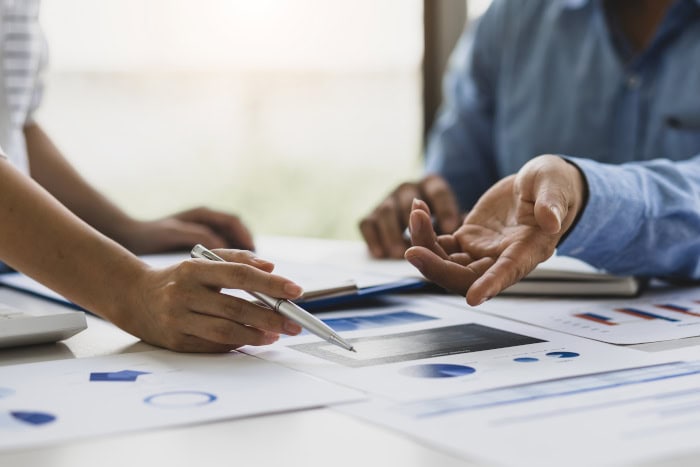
518, 158, 573, 235
535, 195, 565, 234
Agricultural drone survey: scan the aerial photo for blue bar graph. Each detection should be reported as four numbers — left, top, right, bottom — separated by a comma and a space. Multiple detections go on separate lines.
319, 310, 436, 332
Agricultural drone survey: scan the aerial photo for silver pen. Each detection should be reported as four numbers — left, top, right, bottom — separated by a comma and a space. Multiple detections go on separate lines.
191, 244, 356, 353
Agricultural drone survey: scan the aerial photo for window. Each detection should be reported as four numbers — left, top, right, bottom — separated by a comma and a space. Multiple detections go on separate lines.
36, 0, 424, 240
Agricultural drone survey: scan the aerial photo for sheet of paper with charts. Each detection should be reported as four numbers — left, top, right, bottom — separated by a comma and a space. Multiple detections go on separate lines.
340, 357, 700, 467
0, 350, 363, 450
243, 294, 700, 467
468, 283, 700, 344
243, 295, 664, 403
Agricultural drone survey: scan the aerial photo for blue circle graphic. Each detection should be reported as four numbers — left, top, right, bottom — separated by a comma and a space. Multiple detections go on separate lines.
514, 357, 539, 363
546, 351, 580, 359
144, 391, 217, 408
400, 363, 476, 379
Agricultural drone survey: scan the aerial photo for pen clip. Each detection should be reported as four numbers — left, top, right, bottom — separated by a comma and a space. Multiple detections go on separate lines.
191, 244, 224, 262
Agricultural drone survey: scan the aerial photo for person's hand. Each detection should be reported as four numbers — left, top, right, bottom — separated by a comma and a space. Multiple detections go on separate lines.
359, 174, 461, 259
405, 155, 588, 306
115, 249, 304, 352
119, 207, 255, 255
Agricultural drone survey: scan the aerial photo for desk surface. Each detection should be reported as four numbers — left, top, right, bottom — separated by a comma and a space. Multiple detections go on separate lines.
2, 236, 700, 467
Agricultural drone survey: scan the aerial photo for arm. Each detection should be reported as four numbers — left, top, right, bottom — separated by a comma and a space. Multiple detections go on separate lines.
558, 155, 700, 279
24, 123, 254, 253
0, 158, 303, 352
406, 153, 700, 305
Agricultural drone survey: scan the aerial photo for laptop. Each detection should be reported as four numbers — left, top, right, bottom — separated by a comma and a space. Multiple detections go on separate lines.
0, 289, 87, 349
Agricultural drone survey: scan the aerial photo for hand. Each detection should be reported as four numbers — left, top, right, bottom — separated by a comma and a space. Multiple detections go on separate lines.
119, 207, 255, 255
116, 249, 304, 352
359, 174, 461, 259
405, 155, 587, 306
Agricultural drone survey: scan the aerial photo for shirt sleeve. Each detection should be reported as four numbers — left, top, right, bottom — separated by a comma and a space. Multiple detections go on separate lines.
25, 30, 48, 124
558, 155, 700, 280
424, 0, 507, 211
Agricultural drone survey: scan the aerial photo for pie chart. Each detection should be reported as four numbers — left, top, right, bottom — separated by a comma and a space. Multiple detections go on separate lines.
400, 363, 476, 378
546, 351, 580, 359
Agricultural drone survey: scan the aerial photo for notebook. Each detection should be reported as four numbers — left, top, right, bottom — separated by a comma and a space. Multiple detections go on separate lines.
0, 297, 87, 349
501, 254, 642, 297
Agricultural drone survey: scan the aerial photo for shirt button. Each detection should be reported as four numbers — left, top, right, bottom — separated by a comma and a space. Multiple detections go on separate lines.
626, 74, 641, 89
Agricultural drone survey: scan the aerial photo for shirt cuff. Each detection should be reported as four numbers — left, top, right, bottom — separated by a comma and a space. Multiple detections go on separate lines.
556, 157, 646, 271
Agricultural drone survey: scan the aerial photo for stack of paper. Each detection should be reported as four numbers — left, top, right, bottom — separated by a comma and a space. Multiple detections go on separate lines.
502, 254, 641, 297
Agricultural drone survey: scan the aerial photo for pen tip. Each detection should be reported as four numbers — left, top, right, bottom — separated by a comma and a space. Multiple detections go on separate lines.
349, 347, 357, 353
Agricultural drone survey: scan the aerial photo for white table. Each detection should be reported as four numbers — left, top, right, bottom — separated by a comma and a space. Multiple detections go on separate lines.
2, 236, 700, 467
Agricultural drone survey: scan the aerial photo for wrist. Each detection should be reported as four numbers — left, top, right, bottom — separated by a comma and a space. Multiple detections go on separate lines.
94, 253, 152, 334
559, 157, 589, 241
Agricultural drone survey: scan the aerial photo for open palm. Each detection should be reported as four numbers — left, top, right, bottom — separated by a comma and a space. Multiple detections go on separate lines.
405, 155, 586, 306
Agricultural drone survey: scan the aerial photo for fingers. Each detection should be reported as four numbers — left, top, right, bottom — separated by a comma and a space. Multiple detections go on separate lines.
159, 320, 282, 354
183, 258, 303, 300
359, 183, 419, 258
188, 291, 302, 338
359, 203, 405, 258
177, 207, 255, 251
419, 174, 460, 234
169, 221, 228, 252
134, 257, 308, 352
405, 246, 495, 296
161, 334, 241, 353
194, 292, 302, 335
466, 241, 545, 306
408, 202, 449, 259
359, 176, 461, 259
214, 249, 275, 273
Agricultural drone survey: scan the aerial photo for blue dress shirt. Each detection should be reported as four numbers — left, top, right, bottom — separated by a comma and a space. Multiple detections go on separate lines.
425, 0, 700, 279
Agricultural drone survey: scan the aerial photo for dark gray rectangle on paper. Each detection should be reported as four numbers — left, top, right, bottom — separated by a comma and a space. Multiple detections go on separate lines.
289, 323, 545, 368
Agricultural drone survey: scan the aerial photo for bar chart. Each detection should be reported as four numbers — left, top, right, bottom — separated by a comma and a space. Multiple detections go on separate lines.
479, 288, 700, 344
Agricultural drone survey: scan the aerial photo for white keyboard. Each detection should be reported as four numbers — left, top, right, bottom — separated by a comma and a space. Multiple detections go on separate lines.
0, 302, 87, 349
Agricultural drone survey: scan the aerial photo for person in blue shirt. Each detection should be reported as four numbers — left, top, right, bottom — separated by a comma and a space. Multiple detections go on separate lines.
360, 0, 700, 306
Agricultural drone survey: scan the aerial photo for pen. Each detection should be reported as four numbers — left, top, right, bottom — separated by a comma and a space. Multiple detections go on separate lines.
190, 244, 356, 353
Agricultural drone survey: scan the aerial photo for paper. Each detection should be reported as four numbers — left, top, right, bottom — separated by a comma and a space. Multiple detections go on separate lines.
465, 284, 700, 344
0, 349, 363, 450
244, 295, 660, 402
339, 360, 700, 467
526, 254, 626, 280
0, 250, 422, 310
501, 254, 641, 297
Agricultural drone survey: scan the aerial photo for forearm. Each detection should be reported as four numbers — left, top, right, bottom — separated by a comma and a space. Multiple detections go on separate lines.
23, 123, 137, 245
558, 155, 700, 279
0, 158, 148, 328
